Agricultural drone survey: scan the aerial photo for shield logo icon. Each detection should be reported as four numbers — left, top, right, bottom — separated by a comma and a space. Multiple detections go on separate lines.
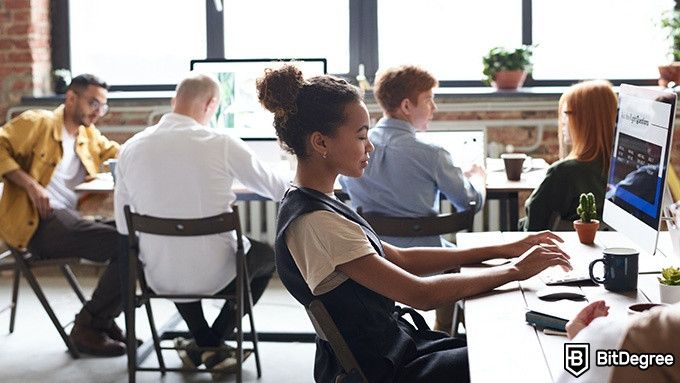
564, 343, 590, 377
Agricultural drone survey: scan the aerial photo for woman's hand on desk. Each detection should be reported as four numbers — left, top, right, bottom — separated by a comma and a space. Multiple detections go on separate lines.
510, 242, 572, 280
566, 300, 610, 339
504, 230, 565, 258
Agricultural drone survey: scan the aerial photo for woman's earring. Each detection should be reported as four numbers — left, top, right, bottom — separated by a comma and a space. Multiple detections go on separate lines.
322, 152, 328, 159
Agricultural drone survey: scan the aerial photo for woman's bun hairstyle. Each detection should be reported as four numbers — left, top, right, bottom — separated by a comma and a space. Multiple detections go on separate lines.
257, 63, 362, 158
257, 64, 306, 156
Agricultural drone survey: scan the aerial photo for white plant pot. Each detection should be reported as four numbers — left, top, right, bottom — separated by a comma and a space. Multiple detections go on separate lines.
659, 283, 680, 304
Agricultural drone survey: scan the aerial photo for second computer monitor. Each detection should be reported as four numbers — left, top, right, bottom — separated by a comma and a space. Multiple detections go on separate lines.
603, 84, 677, 255
190, 58, 327, 139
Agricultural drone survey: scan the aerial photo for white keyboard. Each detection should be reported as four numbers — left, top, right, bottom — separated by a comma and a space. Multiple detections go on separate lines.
540, 270, 592, 285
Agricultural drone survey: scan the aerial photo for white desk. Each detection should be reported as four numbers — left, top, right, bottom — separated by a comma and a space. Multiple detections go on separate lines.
458, 231, 678, 383
76, 157, 548, 206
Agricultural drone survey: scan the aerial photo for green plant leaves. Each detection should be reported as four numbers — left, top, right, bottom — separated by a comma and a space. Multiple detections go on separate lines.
482, 46, 533, 84
576, 192, 597, 223
659, 266, 680, 286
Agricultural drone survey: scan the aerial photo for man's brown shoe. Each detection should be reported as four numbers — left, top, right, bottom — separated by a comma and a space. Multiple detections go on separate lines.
70, 322, 126, 357
105, 322, 142, 347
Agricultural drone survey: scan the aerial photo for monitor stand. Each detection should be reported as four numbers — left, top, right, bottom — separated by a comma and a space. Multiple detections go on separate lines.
661, 184, 680, 260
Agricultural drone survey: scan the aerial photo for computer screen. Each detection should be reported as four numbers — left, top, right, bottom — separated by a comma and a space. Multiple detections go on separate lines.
190, 58, 327, 139
415, 130, 486, 169
603, 84, 677, 255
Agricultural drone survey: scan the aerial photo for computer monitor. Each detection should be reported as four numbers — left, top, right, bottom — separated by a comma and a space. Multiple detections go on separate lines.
190, 58, 327, 139
603, 84, 677, 255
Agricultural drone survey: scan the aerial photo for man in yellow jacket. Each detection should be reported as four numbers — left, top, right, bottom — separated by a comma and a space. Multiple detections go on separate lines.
0, 74, 125, 356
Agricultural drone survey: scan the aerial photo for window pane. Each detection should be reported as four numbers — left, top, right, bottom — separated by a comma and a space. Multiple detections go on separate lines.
377, 0, 522, 81
223, 0, 349, 74
533, 0, 673, 80
70, 0, 206, 86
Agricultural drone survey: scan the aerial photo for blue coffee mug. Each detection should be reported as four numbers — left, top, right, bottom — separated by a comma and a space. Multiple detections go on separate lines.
589, 247, 639, 292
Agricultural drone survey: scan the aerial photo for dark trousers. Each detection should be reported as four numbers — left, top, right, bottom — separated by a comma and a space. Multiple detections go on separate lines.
174, 238, 275, 347
28, 209, 122, 329
397, 333, 469, 383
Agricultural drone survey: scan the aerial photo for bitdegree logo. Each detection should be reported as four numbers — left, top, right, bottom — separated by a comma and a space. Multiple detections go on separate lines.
596, 349, 675, 370
564, 343, 676, 378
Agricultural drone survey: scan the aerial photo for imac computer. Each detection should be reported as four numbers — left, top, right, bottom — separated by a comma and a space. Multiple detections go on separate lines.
190, 58, 327, 165
190, 58, 327, 138
603, 84, 677, 255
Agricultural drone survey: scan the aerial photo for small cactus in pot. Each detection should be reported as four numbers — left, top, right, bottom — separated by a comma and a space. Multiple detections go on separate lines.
574, 192, 600, 244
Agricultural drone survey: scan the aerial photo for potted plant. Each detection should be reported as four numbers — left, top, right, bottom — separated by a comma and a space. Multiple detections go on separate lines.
573, 192, 599, 244
482, 46, 533, 90
658, 9, 680, 87
659, 266, 680, 304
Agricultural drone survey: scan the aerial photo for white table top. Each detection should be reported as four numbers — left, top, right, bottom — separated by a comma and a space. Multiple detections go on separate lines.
457, 231, 677, 383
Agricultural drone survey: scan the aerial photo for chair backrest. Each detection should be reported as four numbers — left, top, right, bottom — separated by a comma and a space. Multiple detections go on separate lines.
124, 204, 243, 248
123, 204, 245, 301
357, 202, 476, 238
306, 300, 367, 383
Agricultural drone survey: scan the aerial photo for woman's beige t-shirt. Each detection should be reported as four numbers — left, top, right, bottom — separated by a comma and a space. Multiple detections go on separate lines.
285, 210, 377, 295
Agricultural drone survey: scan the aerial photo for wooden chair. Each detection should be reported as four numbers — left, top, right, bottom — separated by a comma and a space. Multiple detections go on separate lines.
357, 204, 476, 239
0, 247, 87, 358
123, 205, 261, 383
357, 202, 476, 337
306, 299, 367, 383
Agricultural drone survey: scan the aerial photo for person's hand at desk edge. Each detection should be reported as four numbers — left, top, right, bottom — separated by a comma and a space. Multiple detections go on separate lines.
476, 231, 573, 275
565, 300, 610, 339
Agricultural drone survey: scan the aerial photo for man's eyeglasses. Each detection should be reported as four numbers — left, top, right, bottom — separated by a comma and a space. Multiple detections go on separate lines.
74, 91, 109, 116
87, 98, 109, 116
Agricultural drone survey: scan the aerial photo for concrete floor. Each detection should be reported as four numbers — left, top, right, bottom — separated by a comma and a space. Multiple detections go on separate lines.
0, 271, 437, 383
0, 273, 318, 383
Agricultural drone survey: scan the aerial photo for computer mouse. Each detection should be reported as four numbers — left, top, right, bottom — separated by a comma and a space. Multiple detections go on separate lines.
536, 287, 586, 301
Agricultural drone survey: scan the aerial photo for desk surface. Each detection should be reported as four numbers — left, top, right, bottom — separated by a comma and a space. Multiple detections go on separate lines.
458, 231, 678, 383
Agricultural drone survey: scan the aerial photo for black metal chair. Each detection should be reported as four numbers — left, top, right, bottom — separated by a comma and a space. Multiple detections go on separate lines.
123, 205, 261, 383
357, 202, 476, 337
306, 299, 367, 383
0, 247, 87, 358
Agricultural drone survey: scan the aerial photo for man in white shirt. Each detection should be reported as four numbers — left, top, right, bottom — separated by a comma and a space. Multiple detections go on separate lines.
114, 73, 289, 373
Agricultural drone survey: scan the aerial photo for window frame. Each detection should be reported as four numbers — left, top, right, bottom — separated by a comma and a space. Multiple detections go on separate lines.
53, 0, 676, 90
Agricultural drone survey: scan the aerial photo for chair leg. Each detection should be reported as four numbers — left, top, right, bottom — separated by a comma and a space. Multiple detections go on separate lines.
126, 252, 138, 383
452, 301, 466, 338
236, 265, 244, 383
14, 256, 80, 358
125, 298, 137, 383
144, 299, 166, 374
9, 265, 20, 333
60, 265, 87, 304
243, 272, 262, 377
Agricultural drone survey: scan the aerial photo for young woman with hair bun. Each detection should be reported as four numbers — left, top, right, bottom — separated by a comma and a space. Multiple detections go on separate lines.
257, 64, 571, 383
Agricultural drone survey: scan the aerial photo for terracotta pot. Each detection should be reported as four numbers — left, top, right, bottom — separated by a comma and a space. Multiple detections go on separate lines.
657, 62, 680, 87
492, 70, 527, 90
573, 219, 599, 244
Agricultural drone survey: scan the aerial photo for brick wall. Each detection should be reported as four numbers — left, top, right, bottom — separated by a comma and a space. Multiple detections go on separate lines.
0, 0, 52, 122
